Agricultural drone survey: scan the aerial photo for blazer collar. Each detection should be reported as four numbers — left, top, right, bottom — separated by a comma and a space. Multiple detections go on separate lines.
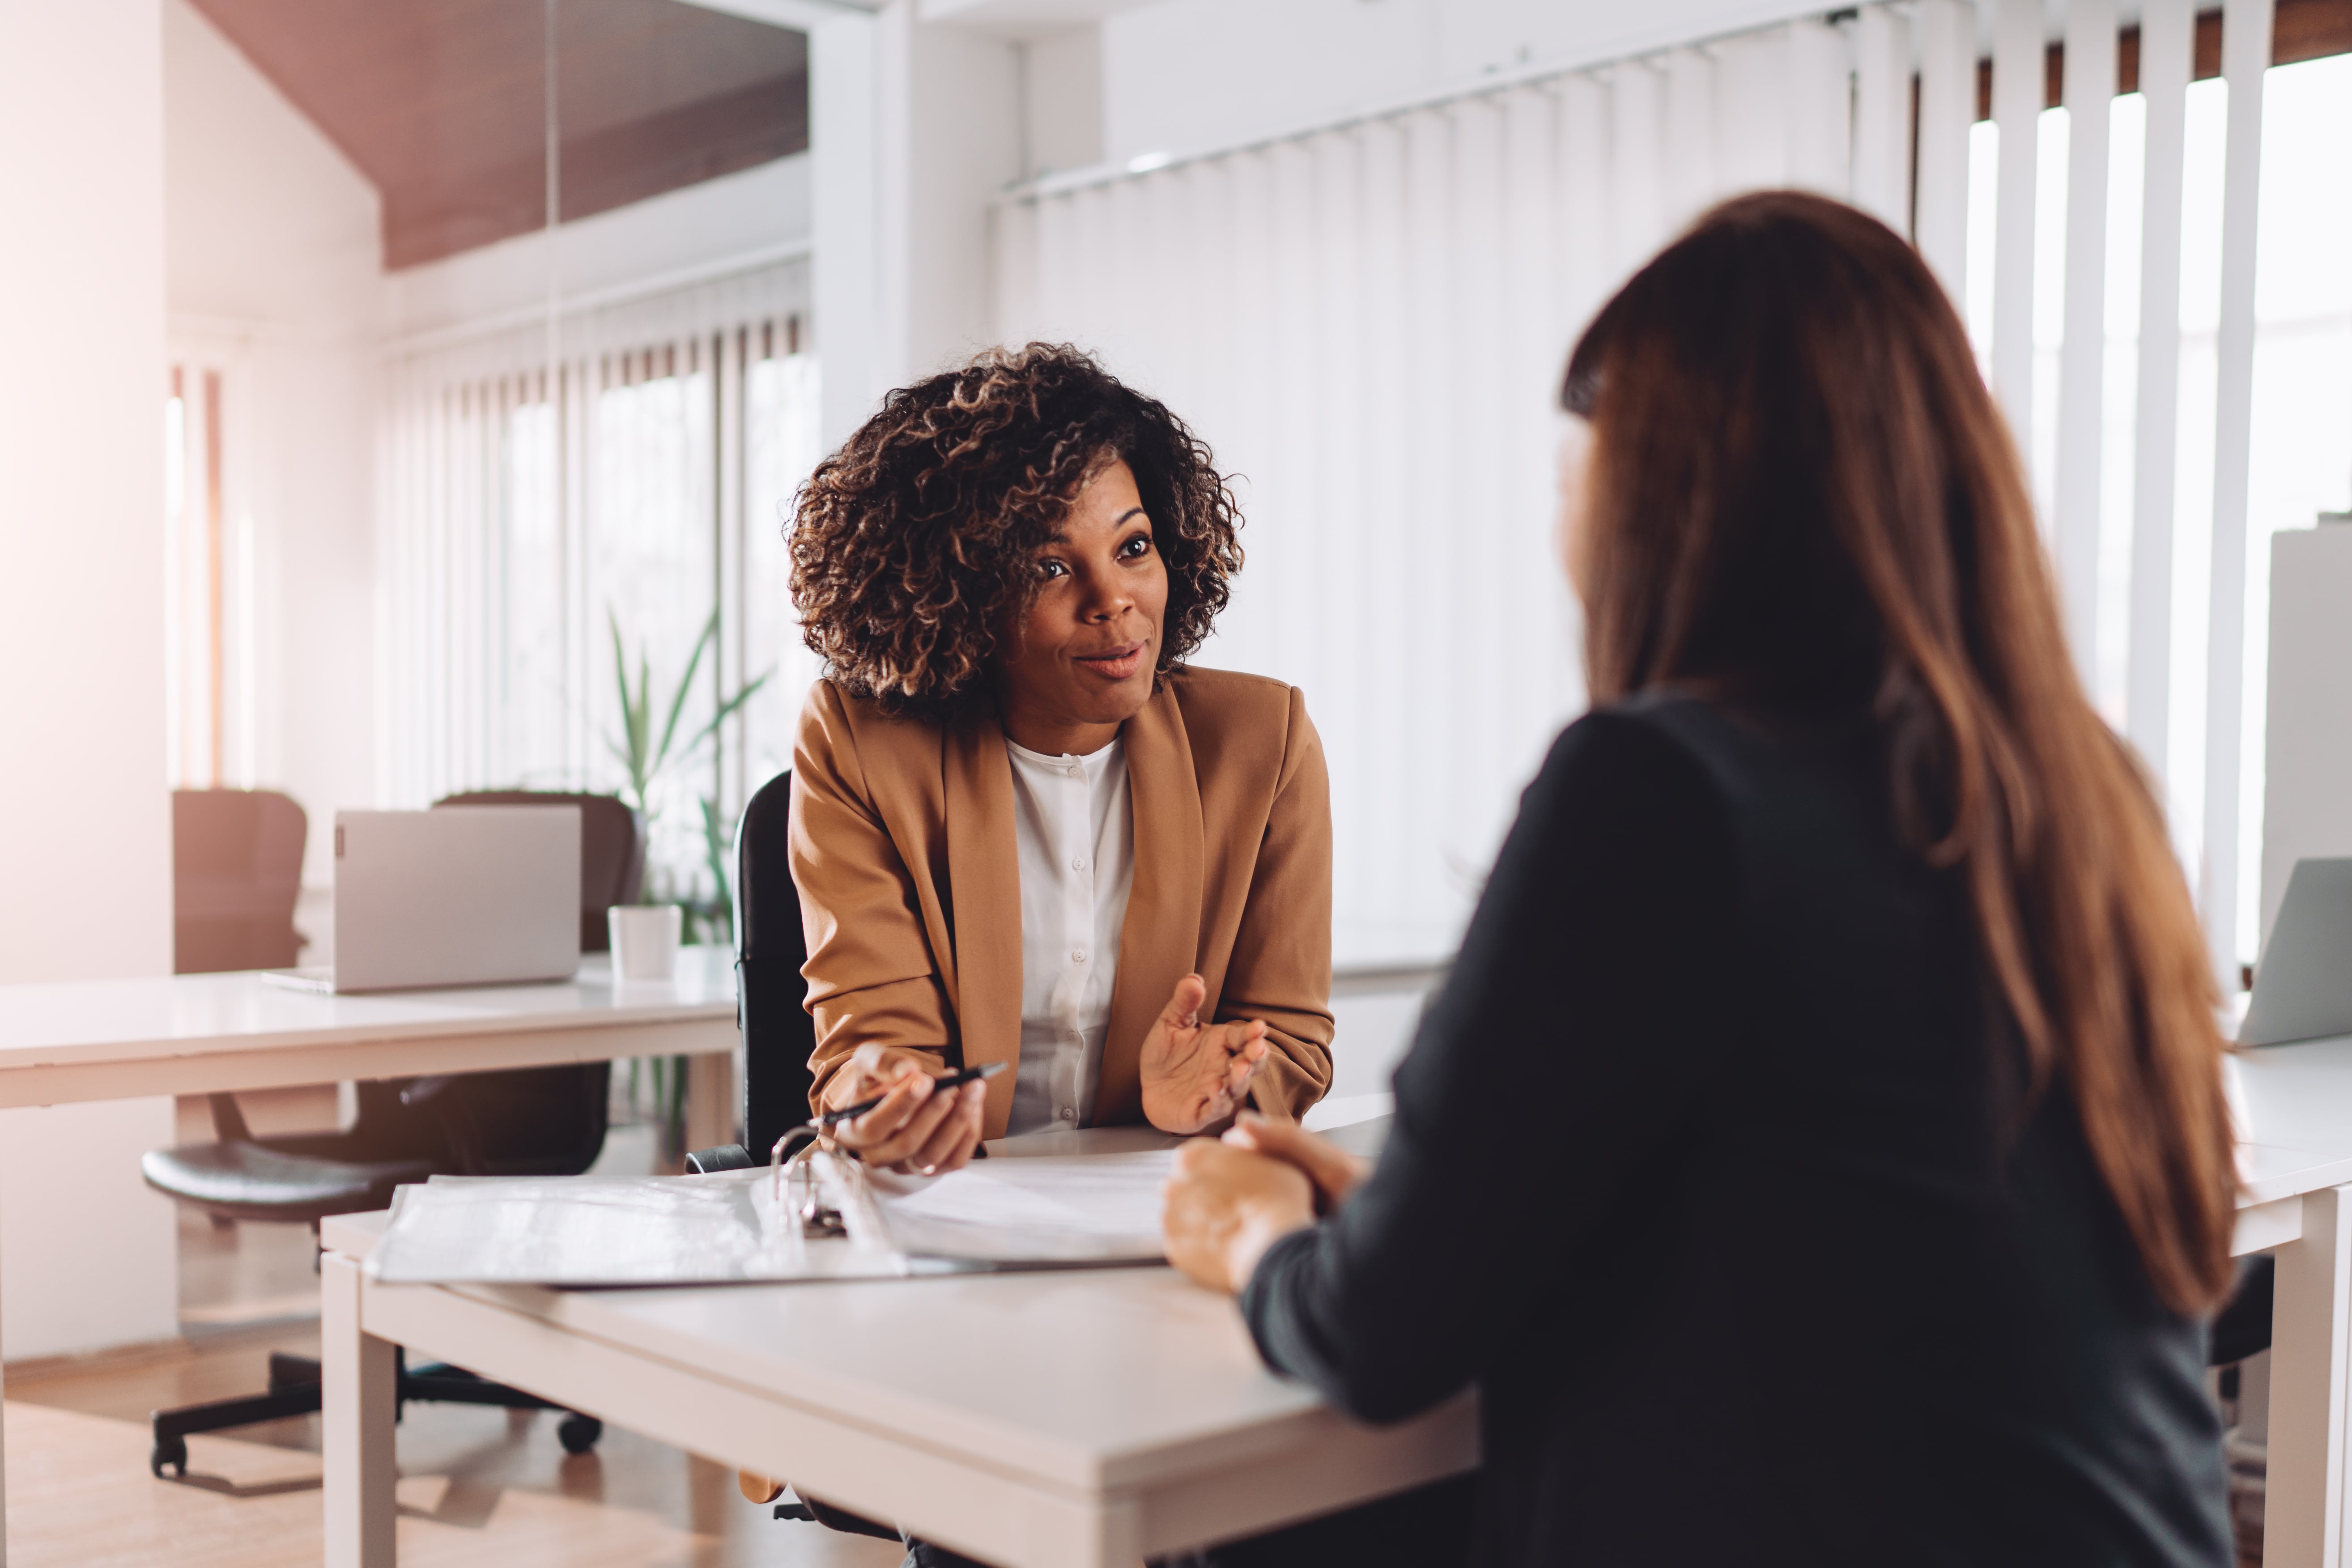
944, 713, 1024, 1135
1095, 682, 1204, 1125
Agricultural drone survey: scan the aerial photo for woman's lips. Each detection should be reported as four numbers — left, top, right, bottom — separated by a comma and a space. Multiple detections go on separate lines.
1073, 642, 1146, 681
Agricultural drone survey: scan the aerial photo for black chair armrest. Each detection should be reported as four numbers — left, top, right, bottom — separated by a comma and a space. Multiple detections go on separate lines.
685, 1143, 754, 1173
399, 1076, 486, 1174
2211, 1254, 2275, 1366
399, 1076, 456, 1107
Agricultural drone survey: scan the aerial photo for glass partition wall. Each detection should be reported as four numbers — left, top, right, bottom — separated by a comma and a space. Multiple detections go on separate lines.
162, 0, 816, 1156
165, 0, 819, 942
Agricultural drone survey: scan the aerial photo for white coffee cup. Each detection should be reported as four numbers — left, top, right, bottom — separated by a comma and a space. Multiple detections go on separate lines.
608, 904, 682, 982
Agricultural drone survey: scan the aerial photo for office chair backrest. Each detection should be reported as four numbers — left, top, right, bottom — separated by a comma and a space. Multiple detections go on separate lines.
435, 791, 645, 951
736, 770, 816, 1160
173, 789, 308, 973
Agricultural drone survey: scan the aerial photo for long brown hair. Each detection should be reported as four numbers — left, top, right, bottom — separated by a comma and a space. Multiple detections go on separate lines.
1566, 191, 2234, 1314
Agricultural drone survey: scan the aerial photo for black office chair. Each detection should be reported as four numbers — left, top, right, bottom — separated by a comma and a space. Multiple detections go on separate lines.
139, 793, 646, 1479
173, 789, 307, 973
689, 769, 815, 1172
2213, 1254, 2274, 1372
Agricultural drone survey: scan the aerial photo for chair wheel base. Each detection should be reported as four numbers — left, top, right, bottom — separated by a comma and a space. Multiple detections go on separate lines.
557, 1414, 603, 1454
151, 1435, 188, 1479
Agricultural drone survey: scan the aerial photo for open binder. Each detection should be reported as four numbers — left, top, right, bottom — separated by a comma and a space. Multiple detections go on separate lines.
366, 1148, 1176, 1287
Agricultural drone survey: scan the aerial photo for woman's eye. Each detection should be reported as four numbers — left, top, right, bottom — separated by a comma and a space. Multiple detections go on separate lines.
1120, 535, 1153, 559
1041, 560, 1067, 579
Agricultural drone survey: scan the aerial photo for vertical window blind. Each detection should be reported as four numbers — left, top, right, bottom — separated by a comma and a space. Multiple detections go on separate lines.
995, 0, 2352, 977
378, 258, 823, 905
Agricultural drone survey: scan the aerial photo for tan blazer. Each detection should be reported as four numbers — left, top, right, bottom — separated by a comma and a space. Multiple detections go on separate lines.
788, 666, 1335, 1138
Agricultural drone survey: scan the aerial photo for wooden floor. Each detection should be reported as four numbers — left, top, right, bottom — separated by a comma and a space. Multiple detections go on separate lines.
5, 1319, 902, 1567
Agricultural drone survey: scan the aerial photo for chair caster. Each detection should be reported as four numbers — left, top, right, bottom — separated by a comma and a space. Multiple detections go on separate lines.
557, 1413, 603, 1454
151, 1435, 188, 1479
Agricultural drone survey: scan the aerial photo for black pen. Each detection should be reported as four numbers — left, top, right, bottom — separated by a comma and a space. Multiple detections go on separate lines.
810, 1060, 1007, 1129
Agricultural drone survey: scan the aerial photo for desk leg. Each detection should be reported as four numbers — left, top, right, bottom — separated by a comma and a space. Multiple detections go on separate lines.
2270, 1183, 2352, 1568
685, 1050, 736, 1155
323, 1254, 397, 1568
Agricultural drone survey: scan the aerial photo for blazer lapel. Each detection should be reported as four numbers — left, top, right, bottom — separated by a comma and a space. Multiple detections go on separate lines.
944, 715, 1025, 1136
1096, 684, 1204, 1125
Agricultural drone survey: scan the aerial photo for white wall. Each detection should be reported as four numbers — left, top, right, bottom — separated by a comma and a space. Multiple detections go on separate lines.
1022, 25, 1104, 177
885, 8, 1025, 379
0, 0, 182, 1361
165, 0, 382, 891
810, 0, 1023, 441
1097, 0, 1840, 166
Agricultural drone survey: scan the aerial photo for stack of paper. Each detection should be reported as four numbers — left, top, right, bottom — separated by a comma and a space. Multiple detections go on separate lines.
366, 1147, 1176, 1286
855, 1151, 1171, 1263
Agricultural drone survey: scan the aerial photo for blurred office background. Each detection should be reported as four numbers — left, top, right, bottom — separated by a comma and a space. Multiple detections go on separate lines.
3, 0, 2350, 1375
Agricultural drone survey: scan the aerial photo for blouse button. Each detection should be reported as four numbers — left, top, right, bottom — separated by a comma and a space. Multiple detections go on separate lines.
1072, 855, 1089, 872
1070, 948, 1087, 964
1058, 1106, 1076, 1122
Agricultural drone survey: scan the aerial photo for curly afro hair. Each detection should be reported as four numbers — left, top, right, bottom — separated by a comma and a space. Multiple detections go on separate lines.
787, 343, 1244, 720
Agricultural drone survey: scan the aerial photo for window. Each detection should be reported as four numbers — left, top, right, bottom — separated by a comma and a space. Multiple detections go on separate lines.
379, 264, 823, 916
162, 352, 259, 791
1983, 51, 2352, 961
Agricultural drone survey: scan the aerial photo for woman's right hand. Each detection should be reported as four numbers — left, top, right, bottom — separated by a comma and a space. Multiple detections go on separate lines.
821, 1044, 987, 1175
1221, 1112, 1368, 1214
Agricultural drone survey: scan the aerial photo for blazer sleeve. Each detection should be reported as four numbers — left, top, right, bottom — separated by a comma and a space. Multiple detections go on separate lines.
1238, 711, 1740, 1420
790, 683, 957, 1112
1217, 685, 1336, 1119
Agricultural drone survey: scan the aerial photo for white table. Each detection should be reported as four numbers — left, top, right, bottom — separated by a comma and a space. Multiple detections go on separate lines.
0, 946, 738, 1112
317, 1118, 1476, 1568
0, 946, 742, 1567
307, 1034, 2352, 1568
2228, 1037, 2352, 1568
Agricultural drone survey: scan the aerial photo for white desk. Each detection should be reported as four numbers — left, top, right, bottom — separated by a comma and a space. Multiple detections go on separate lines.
305, 1032, 2352, 1568
317, 1118, 1475, 1568
0, 946, 738, 1110
0, 946, 741, 1568
2227, 1037, 2352, 1568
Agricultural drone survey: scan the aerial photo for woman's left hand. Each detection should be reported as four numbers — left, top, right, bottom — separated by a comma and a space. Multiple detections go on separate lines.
1139, 973, 1272, 1134
1223, 1113, 1369, 1214
1163, 1136, 1317, 1293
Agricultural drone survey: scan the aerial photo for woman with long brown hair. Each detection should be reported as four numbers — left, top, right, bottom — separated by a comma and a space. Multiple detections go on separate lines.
1164, 191, 2237, 1565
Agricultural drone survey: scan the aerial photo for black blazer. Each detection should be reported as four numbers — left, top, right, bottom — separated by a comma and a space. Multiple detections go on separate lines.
1242, 695, 2231, 1567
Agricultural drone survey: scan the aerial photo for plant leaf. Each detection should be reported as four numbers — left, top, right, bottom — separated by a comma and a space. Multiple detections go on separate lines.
609, 611, 647, 809
651, 612, 717, 782
699, 794, 734, 944
675, 665, 773, 763
634, 648, 655, 795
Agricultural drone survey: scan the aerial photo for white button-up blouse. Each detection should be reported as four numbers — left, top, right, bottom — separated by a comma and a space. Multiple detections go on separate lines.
1001, 735, 1137, 1135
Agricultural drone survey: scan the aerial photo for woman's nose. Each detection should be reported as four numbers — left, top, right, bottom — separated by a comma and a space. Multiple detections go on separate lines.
1079, 575, 1131, 620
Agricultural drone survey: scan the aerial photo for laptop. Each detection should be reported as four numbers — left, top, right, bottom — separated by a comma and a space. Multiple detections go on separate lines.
2240, 858, 2352, 1046
265, 807, 582, 994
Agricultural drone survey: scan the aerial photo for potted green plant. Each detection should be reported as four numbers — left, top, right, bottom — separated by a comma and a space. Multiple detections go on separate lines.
607, 607, 768, 1160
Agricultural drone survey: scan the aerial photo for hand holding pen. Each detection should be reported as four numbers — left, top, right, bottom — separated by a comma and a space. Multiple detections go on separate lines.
820, 1045, 997, 1175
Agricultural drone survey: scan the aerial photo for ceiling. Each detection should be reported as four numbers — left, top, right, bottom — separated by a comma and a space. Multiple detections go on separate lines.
189, 0, 808, 270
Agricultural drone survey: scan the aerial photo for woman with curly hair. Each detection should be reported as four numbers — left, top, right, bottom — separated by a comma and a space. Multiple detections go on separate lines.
784, 343, 1335, 1180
